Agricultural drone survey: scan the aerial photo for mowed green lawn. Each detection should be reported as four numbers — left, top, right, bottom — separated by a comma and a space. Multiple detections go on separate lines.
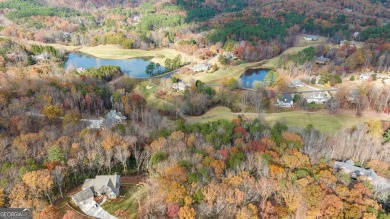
187, 106, 373, 133
134, 81, 174, 110
78, 45, 201, 66
102, 184, 146, 219
186, 106, 238, 123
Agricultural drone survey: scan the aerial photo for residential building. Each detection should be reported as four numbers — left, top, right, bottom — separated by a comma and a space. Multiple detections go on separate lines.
334, 160, 390, 191
304, 35, 318, 41
277, 94, 293, 107
290, 80, 306, 88
190, 63, 210, 72
71, 187, 95, 208
359, 72, 375, 80
172, 82, 189, 91
82, 174, 121, 199
305, 93, 330, 104
101, 110, 126, 129
315, 56, 331, 64
34, 52, 51, 61
340, 40, 356, 47
222, 52, 237, 60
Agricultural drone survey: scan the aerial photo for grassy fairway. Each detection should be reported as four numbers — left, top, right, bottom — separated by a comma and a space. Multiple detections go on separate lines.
175, 62, 262, 84
78, 45, 201, 66
264, 111, 371, 133
102, 184, 146, 219
134, 81, 174, 110
187, 106, 373, 133
186, 106, 239, 123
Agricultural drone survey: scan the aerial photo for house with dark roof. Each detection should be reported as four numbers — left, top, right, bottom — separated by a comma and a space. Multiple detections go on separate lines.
82, 174, 121, 199
101, 110, 126, 129
315, 56, 331, 64
277, 94, 293, 107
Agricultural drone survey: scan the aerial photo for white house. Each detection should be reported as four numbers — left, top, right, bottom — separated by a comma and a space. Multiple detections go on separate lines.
190, 63, 210, 72
34, 52, 50, 61
172, 82, 189, 91
359, 72, 375, 81
304, 35, 318, 41
222, 52, 237, 60
340, 40, 356, 47
290, 80, 306, 88
277, 94, 293, 107
305, 93, 330, 104
76, 67, 86, 73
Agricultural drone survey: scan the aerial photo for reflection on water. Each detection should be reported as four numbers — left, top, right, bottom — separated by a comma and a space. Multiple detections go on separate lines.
65, 53, 166, 78
240, 68, 269, 89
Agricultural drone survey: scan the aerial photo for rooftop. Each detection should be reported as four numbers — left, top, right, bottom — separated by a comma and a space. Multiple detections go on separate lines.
72, 187, 94, 203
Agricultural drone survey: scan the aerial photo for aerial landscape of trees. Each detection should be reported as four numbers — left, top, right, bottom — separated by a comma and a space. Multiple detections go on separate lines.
0, 0, 389, 218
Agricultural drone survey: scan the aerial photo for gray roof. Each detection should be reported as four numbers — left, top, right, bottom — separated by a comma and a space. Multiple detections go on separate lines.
82, 174, 120, 195
334, 160, 377, 178
102, 110, 126, 128
279, 94, 293, 103
316, 56, 330, 62
72, 187, 94, 203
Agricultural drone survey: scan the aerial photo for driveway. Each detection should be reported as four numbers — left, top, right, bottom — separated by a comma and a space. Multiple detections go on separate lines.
80, 201, 117, 219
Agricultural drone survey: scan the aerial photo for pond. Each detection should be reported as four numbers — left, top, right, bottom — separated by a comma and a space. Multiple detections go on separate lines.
65, 52, 166, 78
240, 68, 270, 89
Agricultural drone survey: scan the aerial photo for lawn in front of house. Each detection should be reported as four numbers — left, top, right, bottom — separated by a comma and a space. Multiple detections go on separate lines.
102, 184, 146, 219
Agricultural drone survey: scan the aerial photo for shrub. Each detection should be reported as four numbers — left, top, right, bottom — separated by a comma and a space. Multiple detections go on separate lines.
350, 75, 355, 81
150, 152, 169, 165
228, 151, 245, 169
187, 173, 200, 184
193, 189, 205, 203
167, 203, 180, 218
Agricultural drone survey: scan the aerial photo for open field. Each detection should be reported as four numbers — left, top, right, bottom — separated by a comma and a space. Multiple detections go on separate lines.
102, 184, 146, 219
186, 106, 379, 133
79, 45, 201, 66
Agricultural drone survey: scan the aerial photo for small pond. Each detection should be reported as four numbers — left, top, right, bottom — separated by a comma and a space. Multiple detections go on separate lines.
65, 52, 166, 78
240, 68, 270, 89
